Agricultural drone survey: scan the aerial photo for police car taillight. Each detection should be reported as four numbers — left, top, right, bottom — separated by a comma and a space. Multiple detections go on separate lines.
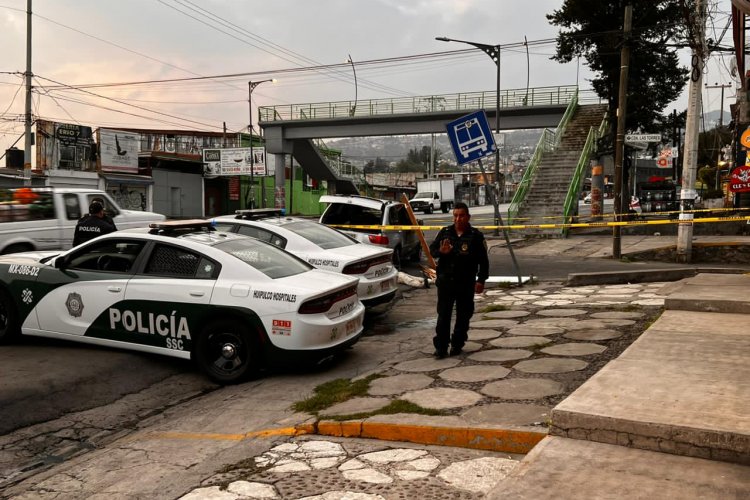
298, 285, 357, 314
368, 234, 389, 246
342, 254, 391, 274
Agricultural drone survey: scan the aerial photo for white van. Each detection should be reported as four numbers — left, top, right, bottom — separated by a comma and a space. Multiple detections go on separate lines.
0, 187, 166, 254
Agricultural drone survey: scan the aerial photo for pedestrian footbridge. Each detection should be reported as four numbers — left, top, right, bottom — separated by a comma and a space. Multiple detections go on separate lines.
258, 85, 601, 194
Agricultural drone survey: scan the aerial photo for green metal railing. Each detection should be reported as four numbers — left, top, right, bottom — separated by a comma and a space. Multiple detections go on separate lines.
258, 85, 599, 122
506, 88, 581, 224
553, 89, 579, 148
560, 112, 609, 236
507, 128, 556, 223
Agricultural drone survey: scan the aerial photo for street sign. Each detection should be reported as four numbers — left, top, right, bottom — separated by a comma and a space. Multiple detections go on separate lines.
445, 110, 497, 166
625, 133, 661, 143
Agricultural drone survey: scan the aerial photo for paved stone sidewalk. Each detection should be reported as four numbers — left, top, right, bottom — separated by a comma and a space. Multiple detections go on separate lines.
181, 436, 520, 500
318, 281, 666, 430
179, 281, 670, 499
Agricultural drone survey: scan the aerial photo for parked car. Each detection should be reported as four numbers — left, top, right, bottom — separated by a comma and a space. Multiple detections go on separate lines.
211, 209, 399, 311
0, 187, 165, 254
0, 220, 365, 383
319, 195, 422, 268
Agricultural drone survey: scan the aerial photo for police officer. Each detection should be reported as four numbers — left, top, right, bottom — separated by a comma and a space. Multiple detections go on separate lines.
73, 201, 117, 246
429, 202, 489, 358
91, 197, 117, 228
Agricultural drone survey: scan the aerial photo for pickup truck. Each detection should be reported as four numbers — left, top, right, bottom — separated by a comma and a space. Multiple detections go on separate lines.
0, 187, 166, 254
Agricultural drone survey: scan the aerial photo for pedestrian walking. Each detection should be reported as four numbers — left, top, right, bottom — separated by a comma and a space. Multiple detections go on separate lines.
73, 201, 117, 246
429, 202, 489, 358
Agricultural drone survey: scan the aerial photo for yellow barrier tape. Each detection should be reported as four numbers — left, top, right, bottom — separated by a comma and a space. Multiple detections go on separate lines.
470, 206, 750, 222
329, 215, 750, 232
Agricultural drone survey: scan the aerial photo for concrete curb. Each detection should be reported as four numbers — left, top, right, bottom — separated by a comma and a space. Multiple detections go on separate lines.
566, 267, 749, 286
296, 420, 546, 455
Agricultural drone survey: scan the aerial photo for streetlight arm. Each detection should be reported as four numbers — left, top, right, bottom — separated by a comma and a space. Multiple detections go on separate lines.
436, 36, 499, 63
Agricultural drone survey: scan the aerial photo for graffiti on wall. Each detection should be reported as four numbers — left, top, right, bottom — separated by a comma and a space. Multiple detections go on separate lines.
107, 184, 147, 211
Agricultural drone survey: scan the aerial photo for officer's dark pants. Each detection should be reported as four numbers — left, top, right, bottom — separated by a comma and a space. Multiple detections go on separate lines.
433, 278, 475, 353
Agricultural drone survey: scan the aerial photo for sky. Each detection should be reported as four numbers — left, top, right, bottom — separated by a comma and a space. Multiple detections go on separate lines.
0, 0, 738, 159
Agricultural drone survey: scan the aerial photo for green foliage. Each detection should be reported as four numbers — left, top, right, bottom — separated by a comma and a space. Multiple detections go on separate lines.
326, 400, 444, 422
292, 375, 380, 414
547, 1, 688, 136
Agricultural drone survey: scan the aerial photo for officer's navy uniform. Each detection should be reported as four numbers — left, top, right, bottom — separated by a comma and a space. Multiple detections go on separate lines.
73, 214, 116, 246
429, 223, 489, 354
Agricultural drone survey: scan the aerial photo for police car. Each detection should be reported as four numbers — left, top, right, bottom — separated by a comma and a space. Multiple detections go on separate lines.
212, 209, 399, 311
0, 221, 365, 383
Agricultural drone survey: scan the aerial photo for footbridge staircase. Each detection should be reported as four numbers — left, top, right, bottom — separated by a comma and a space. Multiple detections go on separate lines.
508, 97, 607, 238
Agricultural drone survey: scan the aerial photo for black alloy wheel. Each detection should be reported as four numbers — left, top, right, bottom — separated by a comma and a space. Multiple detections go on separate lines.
195, 320, 257, 384
0, 287, 20, 343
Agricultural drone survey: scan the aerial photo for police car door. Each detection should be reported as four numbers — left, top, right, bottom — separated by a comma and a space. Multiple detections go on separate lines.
122, 243, 217, 355
34, 238, 145, 339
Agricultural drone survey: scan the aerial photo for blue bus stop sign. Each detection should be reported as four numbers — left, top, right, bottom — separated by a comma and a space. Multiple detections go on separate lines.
445, 110, 497, 166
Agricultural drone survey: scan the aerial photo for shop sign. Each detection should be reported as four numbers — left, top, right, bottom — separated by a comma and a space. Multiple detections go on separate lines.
99, 129, 140, 174
228, 176, 240, 201
202, 147, 266, 176
728, 165, 750, 193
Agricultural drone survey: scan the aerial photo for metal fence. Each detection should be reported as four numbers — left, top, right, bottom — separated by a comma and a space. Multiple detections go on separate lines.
259, 85, 599, 122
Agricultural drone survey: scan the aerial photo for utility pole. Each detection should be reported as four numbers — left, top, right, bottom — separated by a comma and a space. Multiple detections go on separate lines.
612, 4, 632, 259
677, 0, 707, 263
23, 0, 33, 186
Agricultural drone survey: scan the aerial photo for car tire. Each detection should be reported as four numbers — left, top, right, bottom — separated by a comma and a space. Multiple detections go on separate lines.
442, 204, 449, 213
0, 287, 20, 344
195, 319, 258, 384
2, 243, 33, 255
409, 245, 421, 263
425, 206, 433, 214
392, 245, 402, 270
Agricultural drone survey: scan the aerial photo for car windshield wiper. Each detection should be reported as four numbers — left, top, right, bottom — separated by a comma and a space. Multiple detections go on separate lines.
39, 254, 59, 264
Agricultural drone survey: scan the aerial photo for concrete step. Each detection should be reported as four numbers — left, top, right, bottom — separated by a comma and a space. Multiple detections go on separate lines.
551, 305, 750, 465
663, 273, 750, 314
487, 436, 750, 500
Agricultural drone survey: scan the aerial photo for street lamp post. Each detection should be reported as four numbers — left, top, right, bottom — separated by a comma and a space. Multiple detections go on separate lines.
436, 36, 524, 286
346, 54, 358, 116
436, 36, 501, 231
248, 78, 275, 208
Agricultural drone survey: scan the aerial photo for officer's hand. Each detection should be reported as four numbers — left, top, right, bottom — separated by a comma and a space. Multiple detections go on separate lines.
474, 282, 484, 294
439, 238, 453, 254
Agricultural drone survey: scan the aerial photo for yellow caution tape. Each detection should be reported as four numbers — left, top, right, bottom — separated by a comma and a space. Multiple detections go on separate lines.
329, 215, 750, 231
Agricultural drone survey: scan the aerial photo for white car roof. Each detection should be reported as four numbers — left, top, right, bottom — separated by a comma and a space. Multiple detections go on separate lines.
319, 195, 386, 211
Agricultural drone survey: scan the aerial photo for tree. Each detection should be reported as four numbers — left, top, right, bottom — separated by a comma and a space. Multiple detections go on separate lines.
547, 1, 689, 139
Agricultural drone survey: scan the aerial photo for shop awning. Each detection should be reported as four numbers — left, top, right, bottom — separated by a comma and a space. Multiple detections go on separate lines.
101, 173, 154, 185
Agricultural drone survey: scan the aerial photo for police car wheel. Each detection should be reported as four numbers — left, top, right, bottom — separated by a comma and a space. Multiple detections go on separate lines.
0, 287, 20, 343
195, 320, 257, 384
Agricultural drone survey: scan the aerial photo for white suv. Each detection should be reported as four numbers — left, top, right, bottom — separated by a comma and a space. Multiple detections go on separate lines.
319, 195, 422, 268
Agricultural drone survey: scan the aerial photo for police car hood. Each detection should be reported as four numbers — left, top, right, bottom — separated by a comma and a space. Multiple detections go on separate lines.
115, 209, 166, 222
0, 250, 60, 263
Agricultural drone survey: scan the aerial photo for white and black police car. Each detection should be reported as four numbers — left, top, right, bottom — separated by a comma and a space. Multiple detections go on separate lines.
0, 220, 365, 383
212, 209, 399, 311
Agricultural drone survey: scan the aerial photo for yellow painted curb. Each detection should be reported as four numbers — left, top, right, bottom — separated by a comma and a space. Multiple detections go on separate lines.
313, 420, 546, 455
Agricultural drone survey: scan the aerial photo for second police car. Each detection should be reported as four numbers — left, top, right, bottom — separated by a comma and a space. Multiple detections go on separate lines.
212, 209, 399, 311
0, 221, 365, 383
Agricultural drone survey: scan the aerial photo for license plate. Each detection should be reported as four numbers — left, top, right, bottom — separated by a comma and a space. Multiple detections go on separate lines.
346, 317, 359, 335
381, 279, 392, 291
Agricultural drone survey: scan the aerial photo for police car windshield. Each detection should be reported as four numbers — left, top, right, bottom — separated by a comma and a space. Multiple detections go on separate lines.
283, 221, 356, 250
214, 238, 312, 278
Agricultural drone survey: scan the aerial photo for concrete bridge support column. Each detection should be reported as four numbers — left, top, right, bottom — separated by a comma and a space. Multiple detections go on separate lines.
274, 153, 286, 210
